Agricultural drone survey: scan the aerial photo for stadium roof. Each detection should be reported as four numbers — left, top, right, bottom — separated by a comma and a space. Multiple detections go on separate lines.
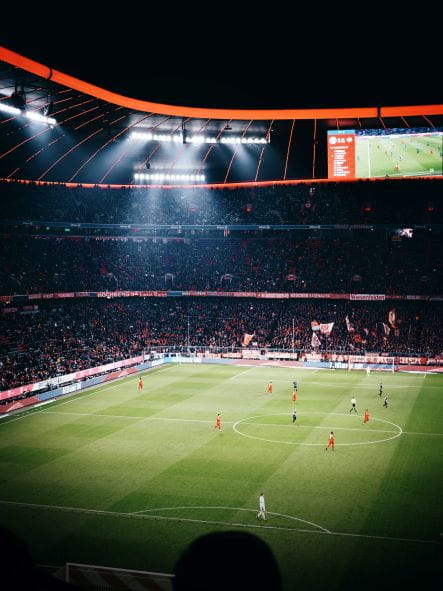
0, 37, 442, 186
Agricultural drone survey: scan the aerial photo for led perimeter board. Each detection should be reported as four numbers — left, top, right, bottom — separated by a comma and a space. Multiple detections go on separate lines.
327, 128, 443, 179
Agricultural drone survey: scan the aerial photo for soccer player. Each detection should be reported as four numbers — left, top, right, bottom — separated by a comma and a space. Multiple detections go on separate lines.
349, 397, 357, 413
257, 493, 266, 520
383, 396, 388, 408
292, 381, 297, 389
267, 381, 273, 394
363, 409, 369, 424
366, 366, 371, 376
379, 382, 383, 397
292, 389, 297, 403
214, 413, 222, 431
138, 376, 143, 391
326, 431, 335, 451
292, 408, 297, 424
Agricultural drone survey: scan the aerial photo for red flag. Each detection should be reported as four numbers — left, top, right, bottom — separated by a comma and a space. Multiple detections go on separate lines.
242, 333, 255, 347
320, 322, 334, 335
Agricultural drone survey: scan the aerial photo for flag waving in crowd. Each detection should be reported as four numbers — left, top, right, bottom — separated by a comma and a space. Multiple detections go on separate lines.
319, 322, 334, 336
242, 333, 255, 347
388, 308, 397, 328
311, 332, 321, 348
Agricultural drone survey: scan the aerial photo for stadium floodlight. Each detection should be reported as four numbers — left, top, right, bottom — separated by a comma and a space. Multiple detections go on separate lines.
134, 173, 205, 182
221, 136, 267, 144
25, 111, 56, 126
0, 101, 56, 126
0, 103, 21, 116
130, 131, 269, 144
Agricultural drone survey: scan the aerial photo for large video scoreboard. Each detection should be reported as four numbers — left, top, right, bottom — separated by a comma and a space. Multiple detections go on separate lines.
327, 128, 442, 179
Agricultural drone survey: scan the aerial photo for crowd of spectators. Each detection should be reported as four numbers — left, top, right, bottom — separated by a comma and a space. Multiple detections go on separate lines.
1, 298, 441, 390
1, 232, 441, 294
1, 180, 441, 391
0, 179, 441, 226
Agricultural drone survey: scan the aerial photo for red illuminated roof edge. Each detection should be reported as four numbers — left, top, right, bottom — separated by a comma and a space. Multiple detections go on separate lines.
4, 47, 441, 120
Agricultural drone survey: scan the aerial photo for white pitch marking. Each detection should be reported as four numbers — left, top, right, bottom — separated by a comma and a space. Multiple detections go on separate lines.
0, 499, 436, 545
306, 382, 416, 389
35, 410, 441, 437
130, 506, 330, 533
233, 413, 402, 446
246, 422, 398, 434
0, 365, 176, 428
227, 367, 257, 380
42, 411, 235, 424
0, 382, 124, 428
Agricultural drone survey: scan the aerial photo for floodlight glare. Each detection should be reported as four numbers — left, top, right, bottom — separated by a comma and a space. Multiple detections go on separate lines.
130, 130, 269, 145
133, 172, 205, 183
0, 102, 56, 126
26, 111, 56, 126
0, 103, 21, 116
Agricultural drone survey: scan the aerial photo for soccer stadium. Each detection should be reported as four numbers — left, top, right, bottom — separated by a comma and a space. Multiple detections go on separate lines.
0, 40, 442, 591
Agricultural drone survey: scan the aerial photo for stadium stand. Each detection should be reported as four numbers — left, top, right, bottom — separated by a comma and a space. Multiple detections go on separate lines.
0, 179, 441, 226
0, 232, 441, 294
1, 298, 441, 391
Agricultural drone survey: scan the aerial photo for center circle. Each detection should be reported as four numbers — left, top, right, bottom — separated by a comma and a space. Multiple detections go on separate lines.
232, 412, 403, 446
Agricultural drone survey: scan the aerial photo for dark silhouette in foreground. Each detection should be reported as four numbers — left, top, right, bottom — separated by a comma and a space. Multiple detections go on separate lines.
173, 530, 282, 590
0, 526, 75, 589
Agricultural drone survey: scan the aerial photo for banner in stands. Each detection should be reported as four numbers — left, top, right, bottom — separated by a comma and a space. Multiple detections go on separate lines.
1, 291, 441, 304
349, 294, 386, 301
0, 354, 144, 401
267, 351, 299, 360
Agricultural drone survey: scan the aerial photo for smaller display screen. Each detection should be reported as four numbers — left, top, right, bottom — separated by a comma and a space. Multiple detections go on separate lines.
328, 128, 442, 179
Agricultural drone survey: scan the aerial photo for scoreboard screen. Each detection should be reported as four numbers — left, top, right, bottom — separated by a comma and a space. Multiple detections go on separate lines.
327, 128, 443, 179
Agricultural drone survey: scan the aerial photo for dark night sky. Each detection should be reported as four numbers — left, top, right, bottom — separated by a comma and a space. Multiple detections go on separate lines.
1, 18, 440, 110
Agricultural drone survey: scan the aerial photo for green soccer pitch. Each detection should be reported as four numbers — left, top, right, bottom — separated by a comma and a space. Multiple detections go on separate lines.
0, 364, 442, 590
355, 134, 442, 178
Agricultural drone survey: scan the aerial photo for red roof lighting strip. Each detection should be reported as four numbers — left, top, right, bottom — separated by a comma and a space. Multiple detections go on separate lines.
5, 47, 441, 119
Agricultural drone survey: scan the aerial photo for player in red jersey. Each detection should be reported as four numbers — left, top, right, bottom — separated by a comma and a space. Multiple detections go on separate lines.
292, 389, 297, 403
363, 409, 369, 424
214, 413, 222, 431
138, 376, 143, 391
267, 382, 273, 394
325, 431, 335, 451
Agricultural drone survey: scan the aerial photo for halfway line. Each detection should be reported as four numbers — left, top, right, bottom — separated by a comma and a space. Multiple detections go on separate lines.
43, 411, 234, 424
